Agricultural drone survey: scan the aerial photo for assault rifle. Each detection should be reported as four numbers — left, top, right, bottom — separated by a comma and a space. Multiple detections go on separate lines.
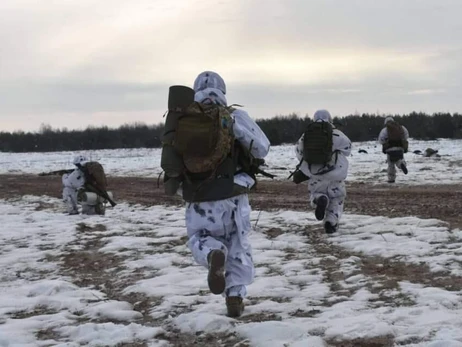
235, 141, 276, 180
84, 181, 117, 207
38, 169, 74, 176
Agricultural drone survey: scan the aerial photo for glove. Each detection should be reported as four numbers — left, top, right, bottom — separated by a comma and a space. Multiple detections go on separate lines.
292, 170, 310, 184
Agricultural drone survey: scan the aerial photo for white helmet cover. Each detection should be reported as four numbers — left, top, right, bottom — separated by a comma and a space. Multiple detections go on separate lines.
313, 109, 333, 123
193, 71, 226, 95
384, 116, 394, 125
73, 155, 88, 166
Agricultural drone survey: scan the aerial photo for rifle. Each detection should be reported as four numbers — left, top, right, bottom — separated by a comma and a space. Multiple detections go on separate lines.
84, 181, 117, 207
38, 169, 74, 176
78, 164, 117, 207
235, 141, 276, 180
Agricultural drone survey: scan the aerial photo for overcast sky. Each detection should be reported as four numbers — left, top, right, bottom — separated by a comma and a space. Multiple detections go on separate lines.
0, 0, 461, 132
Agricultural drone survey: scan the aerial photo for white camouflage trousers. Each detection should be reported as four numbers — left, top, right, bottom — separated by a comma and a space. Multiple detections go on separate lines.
185, 194, 254, 298
62, 170, 84, 214
387, 155, 406, 182
308, 179, 346, 227
63, 186, 79, 214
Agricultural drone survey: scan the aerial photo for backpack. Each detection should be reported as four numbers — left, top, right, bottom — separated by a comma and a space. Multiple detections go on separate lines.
386, 121, 404, 146
82, 161, 107, 191
303, 121, 334, 166
173, 102, 235, 174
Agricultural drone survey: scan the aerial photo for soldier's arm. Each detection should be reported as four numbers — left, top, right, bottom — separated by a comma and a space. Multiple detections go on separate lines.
232, 109, 270, 159
402, 126, 410, 140
378, 128, 388, 144
295, 134, 304, 161
333, 130, 352, 156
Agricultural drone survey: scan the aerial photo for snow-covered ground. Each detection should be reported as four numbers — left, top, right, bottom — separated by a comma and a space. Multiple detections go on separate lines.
2, 196, 462, 346
1, 139, 462, 185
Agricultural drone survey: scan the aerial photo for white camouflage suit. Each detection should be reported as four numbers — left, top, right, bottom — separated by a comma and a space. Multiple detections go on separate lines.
62, 155, 101, 215
184, 72, 270, 298
378, 117, 409, 182
295, 110, 352, 230
62, 167, 85, 215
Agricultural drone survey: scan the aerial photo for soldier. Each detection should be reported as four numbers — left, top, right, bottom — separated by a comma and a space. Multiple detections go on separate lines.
293, 110, 352, 234
61, 155, 114, 215
161, 71, 270, 317
378, 117, 409, 183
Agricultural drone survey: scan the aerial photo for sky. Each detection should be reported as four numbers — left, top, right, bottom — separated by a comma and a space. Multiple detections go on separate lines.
0, 0, 461, 132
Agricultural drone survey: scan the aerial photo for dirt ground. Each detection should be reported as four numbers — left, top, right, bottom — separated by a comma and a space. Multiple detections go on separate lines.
1, 174, 461, 229
2, 174, 462, 346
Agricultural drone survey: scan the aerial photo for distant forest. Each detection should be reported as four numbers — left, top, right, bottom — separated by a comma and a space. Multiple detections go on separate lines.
1, 112, 461, 152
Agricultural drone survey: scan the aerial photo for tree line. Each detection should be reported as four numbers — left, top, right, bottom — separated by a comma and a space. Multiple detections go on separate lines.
1, 112, 461, 152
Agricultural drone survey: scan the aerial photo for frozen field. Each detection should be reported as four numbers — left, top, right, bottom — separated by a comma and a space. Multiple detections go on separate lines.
1, 139, 462, 346
1, 196, 462, 346
1, 139, 462, 185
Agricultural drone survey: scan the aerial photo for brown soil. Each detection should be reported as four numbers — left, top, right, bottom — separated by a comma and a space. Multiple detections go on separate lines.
1, 174, 461, 228
2, 174, 462, 347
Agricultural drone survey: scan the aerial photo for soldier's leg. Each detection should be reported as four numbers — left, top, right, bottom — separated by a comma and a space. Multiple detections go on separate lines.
223, 195, 253, 318
81, 203, 96, 215
395, 158, 408, 175
323, 181, 346, 233
186, 200, 236, 295
223, 195, 254, 294
309, 179, 330, 220
62, 186, 78, 214
387, 155, 397, 183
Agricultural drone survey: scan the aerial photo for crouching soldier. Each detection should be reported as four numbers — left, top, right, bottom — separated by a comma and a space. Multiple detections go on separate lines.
62, 155, 115, 215
378, 117, 409, 183
161, 71, 270, 317
292, 110, 352, 234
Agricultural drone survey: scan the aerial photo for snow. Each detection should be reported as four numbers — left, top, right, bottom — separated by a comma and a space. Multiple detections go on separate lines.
1, 138, 462, 185
2, 196, 462, 346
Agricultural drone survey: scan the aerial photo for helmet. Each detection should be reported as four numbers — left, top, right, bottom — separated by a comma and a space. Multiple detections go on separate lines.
313, 109, 333, 123
193, 71, 226, 95
384, 116, 394, 125
73, 155, 88, 166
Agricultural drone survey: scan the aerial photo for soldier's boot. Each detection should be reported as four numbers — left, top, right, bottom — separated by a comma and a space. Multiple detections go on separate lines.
324, 221, 338, 234
207, 250, 226, 295
400, 163, 408, 175
226, 297, 245, 318
68, 203, 79, 215
315, 195, 329, 221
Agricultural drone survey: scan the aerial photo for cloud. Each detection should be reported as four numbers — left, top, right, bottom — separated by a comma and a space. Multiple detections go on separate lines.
0, 0, 461, 131
407, 89, 446, 95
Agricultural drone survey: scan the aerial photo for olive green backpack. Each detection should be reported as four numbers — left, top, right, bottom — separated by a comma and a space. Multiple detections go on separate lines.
303, 121, 334, 166
160, 85, 235, 196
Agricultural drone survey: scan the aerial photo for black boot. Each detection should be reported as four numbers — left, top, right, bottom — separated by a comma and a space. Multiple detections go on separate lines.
315, 196, 328, 221
226, 297, 244, 318
207, 250, 226, 295
400, 163, 408, 175
324, 221, 338, 234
